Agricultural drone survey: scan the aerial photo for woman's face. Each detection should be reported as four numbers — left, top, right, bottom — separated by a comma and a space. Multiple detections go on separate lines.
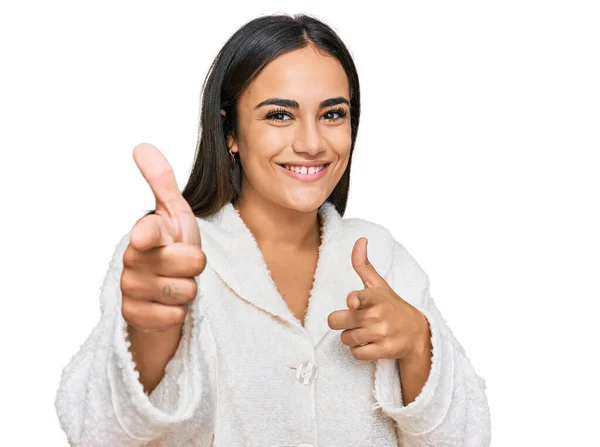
226, 44, 352, 213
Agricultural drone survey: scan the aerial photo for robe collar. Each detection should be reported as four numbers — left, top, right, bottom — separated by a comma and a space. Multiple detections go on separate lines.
196, 201, 394, 348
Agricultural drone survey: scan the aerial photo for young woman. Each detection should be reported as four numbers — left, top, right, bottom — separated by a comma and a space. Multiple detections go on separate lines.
55, 13, 491, 447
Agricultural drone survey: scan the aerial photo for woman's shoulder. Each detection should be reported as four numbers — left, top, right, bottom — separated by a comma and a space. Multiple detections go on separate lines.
325, 208, 399, 276
338, 211, 429, 286
339, 213, 395, 241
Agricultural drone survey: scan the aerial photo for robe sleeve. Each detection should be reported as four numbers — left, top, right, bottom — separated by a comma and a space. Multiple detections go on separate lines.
54, 232, 216, 447
372, 240, 491, 446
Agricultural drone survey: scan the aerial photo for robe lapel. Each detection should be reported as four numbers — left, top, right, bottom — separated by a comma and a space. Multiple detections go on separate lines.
196, 202, 297, 327
196, 201, 394, 348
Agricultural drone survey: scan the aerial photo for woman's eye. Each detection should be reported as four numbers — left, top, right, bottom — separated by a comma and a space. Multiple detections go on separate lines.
323, 109, 347, 121
266, 110, 292, 122
266, 108, 347, 122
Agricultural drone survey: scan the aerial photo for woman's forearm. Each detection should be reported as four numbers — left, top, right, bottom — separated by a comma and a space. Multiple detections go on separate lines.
126, 323, 183, 395
398, 320, 433, 405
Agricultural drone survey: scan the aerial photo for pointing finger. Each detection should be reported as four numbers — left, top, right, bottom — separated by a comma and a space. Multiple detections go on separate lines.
130, 213, 177, 251
327, 309, 360, 331
347, 290, 366, 310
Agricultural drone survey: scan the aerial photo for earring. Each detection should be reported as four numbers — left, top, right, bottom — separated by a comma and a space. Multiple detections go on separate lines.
229, 148, 236, 164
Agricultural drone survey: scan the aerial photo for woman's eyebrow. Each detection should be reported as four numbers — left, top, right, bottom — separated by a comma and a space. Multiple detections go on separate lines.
254, 96, 350, 109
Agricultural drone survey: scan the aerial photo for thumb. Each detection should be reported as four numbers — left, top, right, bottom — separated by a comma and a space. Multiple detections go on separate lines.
133, 143, 190, 214
351, 237, 387, 289
133, 143, 200, 246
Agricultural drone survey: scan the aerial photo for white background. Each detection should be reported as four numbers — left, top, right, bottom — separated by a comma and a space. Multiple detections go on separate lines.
1, 1, 598, 445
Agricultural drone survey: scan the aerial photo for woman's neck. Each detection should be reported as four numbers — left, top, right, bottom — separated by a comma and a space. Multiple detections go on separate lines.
233, 195, 321, 253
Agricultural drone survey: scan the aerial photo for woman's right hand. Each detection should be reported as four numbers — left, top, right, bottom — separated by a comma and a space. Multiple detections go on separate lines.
120, 143, 206, 334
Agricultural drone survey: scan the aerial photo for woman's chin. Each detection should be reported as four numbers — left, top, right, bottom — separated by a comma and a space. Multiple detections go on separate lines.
275, 192, 325, 213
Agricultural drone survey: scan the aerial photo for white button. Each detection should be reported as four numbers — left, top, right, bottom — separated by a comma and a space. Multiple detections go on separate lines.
297, 444, 315, 447
295, 361, 318, 384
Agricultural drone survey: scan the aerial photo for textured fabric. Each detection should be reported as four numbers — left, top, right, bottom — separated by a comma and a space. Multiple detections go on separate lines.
55, 202, 491, 446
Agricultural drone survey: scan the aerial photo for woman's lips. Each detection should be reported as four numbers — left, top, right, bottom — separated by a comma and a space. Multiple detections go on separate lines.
277, 163, 331, 183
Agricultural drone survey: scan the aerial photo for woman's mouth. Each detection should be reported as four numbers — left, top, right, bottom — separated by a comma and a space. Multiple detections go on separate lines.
277, 162, 332, 183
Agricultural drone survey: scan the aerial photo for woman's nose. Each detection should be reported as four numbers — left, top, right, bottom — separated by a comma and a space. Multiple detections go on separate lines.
292, 119, 325, 155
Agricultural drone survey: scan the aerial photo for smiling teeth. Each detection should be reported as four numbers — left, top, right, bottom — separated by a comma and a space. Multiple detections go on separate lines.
284, 164, 326, 175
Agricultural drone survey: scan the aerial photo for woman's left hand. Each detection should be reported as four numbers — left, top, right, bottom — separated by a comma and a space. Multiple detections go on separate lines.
327, 237, 432, 362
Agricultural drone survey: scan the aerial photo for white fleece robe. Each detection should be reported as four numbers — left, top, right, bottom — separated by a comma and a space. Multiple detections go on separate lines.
55, 201, 491, 446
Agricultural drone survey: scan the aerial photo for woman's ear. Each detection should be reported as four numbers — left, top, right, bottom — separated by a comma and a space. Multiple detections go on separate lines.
220, 109, 238, 154
227, 135, 238, 153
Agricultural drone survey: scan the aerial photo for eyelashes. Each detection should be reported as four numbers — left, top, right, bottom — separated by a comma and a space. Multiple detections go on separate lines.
265, 107, 348, 122
322, 107, 348, 121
